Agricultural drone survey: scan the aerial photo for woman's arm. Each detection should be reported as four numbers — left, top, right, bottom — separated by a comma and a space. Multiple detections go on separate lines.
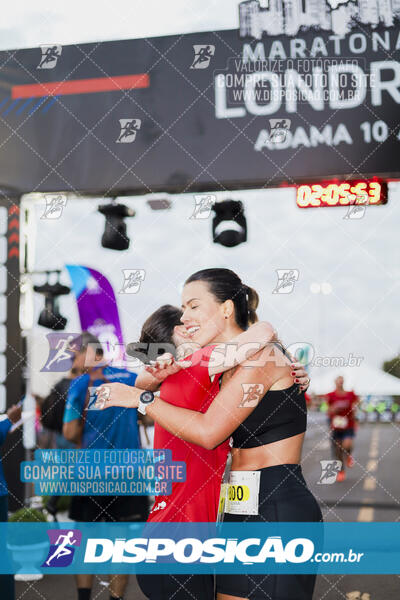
207, 321, 276, 376
142, 322, 276, 383
98, 347, 282, 450
134, 369, 161, 391
63, 419, 83, 444
142, 326, 310, 389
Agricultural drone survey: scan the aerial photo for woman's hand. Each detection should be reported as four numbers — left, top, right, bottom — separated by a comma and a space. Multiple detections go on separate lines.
143, 353, 192, 382
291, 362, 310, 392
95, 382, 141, 410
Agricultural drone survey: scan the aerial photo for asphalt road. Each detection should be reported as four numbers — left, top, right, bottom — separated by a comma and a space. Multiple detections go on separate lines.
15, 416, 400, 599
304, 413, 400, 600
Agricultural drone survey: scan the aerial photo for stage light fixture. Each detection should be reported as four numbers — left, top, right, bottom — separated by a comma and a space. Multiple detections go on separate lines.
98, 201, 135, 251
33, 277, 70, 330
212, 199, 247, 247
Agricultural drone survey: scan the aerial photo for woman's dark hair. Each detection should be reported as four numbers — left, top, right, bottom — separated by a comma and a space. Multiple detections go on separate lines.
139, 305, 183, 346
126, 305, 183, 364
185, 268, 259, 330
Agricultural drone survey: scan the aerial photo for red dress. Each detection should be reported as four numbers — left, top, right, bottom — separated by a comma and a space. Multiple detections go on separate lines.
148, 345, 230, 523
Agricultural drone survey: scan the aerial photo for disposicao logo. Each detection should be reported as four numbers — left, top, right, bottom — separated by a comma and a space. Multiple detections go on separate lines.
42, 529, 82, 567
83, 536, 315, 564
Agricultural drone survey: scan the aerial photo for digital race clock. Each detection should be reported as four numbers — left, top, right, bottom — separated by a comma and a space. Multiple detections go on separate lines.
296, 180, 388, 208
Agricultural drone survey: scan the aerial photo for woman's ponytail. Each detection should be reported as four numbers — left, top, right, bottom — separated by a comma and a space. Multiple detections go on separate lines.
245, 285, 259, 325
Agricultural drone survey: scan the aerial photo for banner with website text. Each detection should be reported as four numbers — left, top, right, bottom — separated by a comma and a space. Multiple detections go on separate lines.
0, 2, 399, 195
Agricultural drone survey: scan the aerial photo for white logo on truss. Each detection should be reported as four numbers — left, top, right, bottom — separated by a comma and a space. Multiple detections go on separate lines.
239, 0, 397, 38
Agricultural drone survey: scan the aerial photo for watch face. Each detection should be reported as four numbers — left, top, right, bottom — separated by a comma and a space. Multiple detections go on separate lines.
140, 391, 154, 404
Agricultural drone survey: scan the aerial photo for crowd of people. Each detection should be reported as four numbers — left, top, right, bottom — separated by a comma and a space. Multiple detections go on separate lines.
0, 267, 362, 600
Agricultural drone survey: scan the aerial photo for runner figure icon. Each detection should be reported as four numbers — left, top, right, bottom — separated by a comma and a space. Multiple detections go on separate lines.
37, 45, 61, 69
45, 531, 78, 566
190, 45, 215, 69
45, 334, 76, 371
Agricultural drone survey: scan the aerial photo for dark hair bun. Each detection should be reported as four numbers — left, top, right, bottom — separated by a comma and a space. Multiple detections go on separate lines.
244, 285, 259, 324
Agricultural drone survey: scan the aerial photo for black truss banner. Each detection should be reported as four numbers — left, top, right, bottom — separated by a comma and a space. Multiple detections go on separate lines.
0, 3, 399, 195
1, 199, 24, 509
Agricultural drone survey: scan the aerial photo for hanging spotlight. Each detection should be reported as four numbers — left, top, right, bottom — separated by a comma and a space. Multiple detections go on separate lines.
98, 200, 135, 251
33, 272, 70, 330
212, 199, 247, 247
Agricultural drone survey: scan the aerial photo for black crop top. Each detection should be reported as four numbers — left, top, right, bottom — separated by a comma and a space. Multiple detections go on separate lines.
231, 384, 307, 449
226, 343, 307, 449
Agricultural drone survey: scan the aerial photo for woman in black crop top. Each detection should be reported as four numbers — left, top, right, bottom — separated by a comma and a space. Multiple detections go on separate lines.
99, 268, 322, 600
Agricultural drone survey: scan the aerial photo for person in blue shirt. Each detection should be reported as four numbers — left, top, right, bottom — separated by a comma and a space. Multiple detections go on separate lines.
62, 333, 149, 600
63, 361, 141, 451
0, 403, 22, 600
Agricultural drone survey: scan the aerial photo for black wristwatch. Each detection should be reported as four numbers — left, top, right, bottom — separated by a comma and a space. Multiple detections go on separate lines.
138, 391, 155, 415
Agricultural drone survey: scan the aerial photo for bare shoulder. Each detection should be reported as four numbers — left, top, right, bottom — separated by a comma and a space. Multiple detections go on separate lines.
239, 343, 290, 370
221, 345, 292, 389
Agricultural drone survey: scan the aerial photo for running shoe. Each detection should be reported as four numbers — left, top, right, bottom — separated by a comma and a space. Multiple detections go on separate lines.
337, 470, 346, 482
347, 455, 354, 468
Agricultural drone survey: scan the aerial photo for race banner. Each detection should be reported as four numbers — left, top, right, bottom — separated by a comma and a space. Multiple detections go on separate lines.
65, 264, 125, 365
0, 2, 398, 195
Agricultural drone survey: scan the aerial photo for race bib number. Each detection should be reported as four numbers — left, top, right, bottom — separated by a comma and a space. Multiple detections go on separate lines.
332, 415, 349, 429
225, 471, 260, 516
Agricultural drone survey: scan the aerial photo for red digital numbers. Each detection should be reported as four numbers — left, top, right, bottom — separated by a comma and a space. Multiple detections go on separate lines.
296, 181, 387, 208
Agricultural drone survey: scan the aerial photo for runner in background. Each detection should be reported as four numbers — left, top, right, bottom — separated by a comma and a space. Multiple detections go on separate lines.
37, 340, 86, 517
326, 376, 360, 482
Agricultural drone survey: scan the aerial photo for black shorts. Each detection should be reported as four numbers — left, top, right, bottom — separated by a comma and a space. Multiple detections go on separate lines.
137, 573, 214, 600
331, 427, 355, 441
69, 494, 149, 522
216, 463, 323, 600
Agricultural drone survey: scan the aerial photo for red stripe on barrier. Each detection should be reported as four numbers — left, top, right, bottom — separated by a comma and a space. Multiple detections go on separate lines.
8, 218, 19, 230
12, 74, 150, 98
9, 233, 19, 244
